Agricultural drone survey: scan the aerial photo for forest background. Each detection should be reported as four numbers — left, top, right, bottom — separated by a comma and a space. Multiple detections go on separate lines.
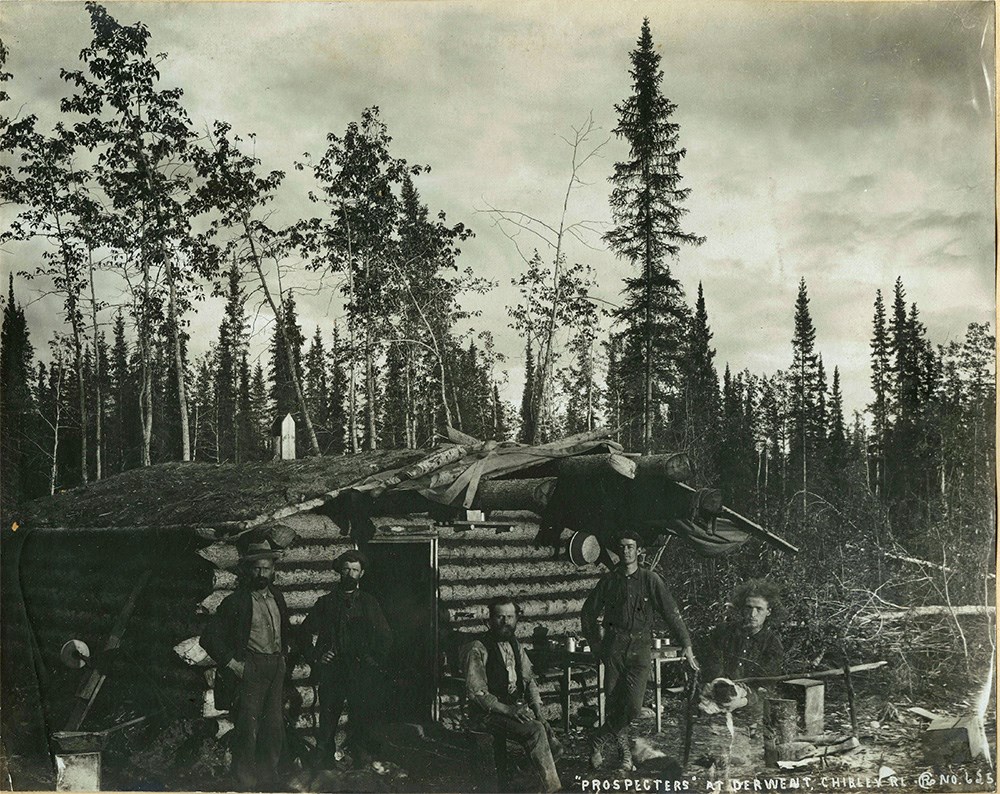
0, 1, 995, 701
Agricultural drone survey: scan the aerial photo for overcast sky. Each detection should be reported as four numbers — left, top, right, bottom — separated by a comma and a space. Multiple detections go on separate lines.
1, 0, 995, 417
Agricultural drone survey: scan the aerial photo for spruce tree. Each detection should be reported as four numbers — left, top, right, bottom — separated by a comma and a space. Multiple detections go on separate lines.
0, 275, 38, 505
788, 278, 820, 521
250, 362, 269, 457
604, 18, 704, 452
304, 326, 330, 450
828, 366, 848, 469
235, 354, 258, 462
268, 291, 305, 440
869, 289, 891, 495
216, 261, 246, 462
518, 339, 536, 444
678, 282, 721, 478
327, 324, 347, 454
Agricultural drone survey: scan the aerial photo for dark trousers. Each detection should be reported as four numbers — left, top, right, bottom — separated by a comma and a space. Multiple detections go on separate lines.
481, 711, 562, 793
602, 633, 651, 734
315, 661, 381, 766
231, 651, 286, 791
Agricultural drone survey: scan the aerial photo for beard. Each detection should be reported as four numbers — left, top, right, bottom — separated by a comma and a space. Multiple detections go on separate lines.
339, 578, 359, 592
492, 623, 516, 640
251, 575, 271, 590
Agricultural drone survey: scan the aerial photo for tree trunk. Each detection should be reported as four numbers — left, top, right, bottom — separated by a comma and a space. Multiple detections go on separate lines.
87, 252, 102, 480
139, 257, 153, 467
346, 254, 359, 454
404, 349, 415, 449
243, 220, 322, 456
54, 212, 88, 484
166, 256, 191, 462
70, 309, 88, 486
364, 321, 377, 450
50, 354, 64, 495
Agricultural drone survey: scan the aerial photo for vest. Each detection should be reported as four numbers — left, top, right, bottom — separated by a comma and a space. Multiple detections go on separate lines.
479, 632, 526, 705
604, 568, 654, 634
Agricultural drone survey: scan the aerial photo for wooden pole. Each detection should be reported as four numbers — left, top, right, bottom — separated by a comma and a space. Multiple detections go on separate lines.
738, 661, 886, 685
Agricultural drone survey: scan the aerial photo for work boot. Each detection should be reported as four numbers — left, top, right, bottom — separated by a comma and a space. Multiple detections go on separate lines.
615, 728, 634, 773
589, 732, 611, 769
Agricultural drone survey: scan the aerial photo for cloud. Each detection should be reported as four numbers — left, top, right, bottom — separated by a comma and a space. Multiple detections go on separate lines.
0, 0, 992, 420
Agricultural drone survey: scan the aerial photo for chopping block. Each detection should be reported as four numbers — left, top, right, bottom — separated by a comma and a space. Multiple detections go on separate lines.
779, 678, 825, 736
921, 714, 989, 765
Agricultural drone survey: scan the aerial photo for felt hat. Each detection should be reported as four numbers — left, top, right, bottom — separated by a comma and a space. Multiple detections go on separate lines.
567, 531, 601, 566
240, 541, 280, 562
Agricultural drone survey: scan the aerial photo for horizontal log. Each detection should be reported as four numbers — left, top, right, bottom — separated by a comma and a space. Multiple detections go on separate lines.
872, 606, 996, 620
445, 596, 585, 619
278, 512, 346, 538
440, 577, 599, 603
739, 661, 887, 685
440, 559, 588, 580
438, 523, 542, 543
438, 543, 555, 562
474, 479, 558, 514
213, 568, 342, 590
558, 453, 691, 482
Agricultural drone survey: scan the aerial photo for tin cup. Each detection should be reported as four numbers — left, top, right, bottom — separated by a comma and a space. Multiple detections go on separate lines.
653, 638, 663, 650
566, 637, 577, 652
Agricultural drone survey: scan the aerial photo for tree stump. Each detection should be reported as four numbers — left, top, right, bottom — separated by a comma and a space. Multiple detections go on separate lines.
764, 697, 798, 767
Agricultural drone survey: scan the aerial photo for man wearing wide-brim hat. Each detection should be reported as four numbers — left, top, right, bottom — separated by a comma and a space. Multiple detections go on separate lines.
201, 540, 292, 791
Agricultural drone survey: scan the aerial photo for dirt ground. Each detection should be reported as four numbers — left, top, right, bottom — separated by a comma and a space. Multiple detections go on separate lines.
5, 681, 996, 793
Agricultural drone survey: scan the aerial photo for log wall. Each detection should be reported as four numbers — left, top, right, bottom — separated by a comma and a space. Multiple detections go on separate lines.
5, 508, 606, 748
196, 510, 604, 732
3, 525, 215, 748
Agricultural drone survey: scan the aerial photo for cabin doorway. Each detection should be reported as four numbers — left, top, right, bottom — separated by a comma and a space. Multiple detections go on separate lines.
364, 536, 438, 723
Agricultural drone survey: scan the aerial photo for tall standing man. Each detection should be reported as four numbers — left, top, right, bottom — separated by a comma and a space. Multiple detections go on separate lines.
462, 597, 563, 793
201, 541, 292, 791
582, 530, 699, 772
300, 549, 392, 769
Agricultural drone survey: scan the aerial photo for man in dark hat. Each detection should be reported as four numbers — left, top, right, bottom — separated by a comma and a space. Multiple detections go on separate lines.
201, 540, 292, 791
300, 549, 392, 770
582, 530, 699, 773
462, 597, 562, 793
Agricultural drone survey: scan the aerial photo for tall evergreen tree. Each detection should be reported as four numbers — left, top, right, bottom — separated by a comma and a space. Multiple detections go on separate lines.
604, 18, 705, 452
518, 339, 536, 444
788, 278, 821, 520
0, 275, 39, 506
235, 354, 260, 462
304, 326, 330, 450
268, 291, 305, 428
869, 289, 891, 495
828, 366, 848, 471
677, 282, 722, 479
216, 261, 246, 462
327, 323, 347, 454
250, 362, 270, 457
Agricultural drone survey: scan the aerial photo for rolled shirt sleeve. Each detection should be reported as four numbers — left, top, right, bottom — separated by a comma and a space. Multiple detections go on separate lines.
520, 646, 544, 715
648, 571, 692, 648
463, 641, 503, 714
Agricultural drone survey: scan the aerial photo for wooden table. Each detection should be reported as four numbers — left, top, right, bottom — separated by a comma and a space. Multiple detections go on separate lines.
650, 647, 684, 733
540, 645, 684, 734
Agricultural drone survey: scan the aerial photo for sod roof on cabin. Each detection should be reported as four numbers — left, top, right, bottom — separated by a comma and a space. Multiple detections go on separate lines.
20, 449, 425, 530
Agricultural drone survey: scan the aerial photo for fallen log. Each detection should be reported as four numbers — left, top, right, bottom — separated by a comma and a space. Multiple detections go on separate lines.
873, 606, 996, 620
559, 453, 692, 482
475, 478, 558, 514
739, 661, 887, 685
